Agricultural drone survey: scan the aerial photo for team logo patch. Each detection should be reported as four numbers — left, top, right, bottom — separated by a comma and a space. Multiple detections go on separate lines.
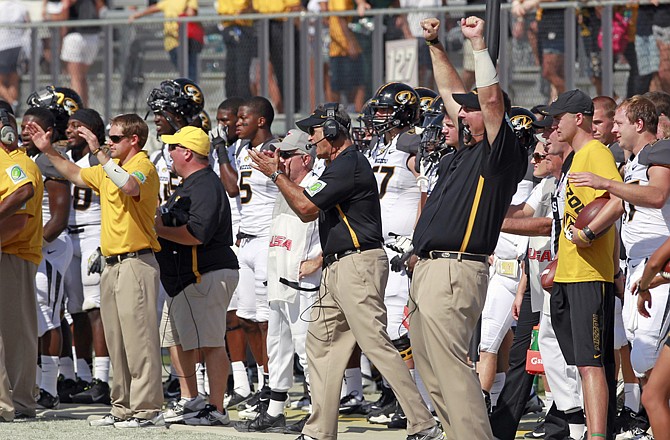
132, 171, 146, 183
6, 164, 27, 183
305, 180, 327, 196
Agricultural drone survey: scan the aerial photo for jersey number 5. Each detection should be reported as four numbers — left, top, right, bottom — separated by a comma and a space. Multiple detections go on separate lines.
239, 170, 253, 204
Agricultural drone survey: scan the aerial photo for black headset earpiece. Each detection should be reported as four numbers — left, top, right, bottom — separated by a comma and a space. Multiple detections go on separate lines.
0, 109, 17, 146
323, 102, 341, 141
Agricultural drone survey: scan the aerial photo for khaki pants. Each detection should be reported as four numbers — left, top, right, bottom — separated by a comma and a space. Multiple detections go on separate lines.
302, 248, 435, 440
100, 253, 163, 420
0, 254, 38, 418
409, 257, 493, 440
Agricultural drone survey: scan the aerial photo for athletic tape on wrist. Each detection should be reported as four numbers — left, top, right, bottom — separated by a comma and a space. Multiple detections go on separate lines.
102, 159, 131, 188
473, 48, 499, 88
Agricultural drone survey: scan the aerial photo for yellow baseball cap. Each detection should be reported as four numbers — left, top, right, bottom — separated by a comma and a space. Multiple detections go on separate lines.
161, 126, 210, 157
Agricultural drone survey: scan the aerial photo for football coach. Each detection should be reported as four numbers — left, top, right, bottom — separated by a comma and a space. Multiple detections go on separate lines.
249, 103, 442, 440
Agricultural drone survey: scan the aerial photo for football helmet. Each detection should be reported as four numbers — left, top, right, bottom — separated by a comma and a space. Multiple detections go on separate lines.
415, 87, 438, 125
368, 82, 419, 135
147, 78, 204, 123
352, 99, 375, 152
509, 106, 537, 150
420, 97, 446, 154
196, 110, 211, 133
27, 86, 83, 141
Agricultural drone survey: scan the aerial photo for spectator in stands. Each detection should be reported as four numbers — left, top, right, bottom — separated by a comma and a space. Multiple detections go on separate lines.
60, 0, 103, 107
644, 90, 670, 138
216, 0, 254, 99
0, 0, 30, 110
653, 4, 670, 93
130, 0, 202, 82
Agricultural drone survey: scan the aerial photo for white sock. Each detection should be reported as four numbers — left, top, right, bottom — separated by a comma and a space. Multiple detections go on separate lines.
76, 358, 92, 382
59, 356, 76, 380
72, 346, 78, 373
93, 357, 110, 383
196, 363, 206, 396
344, 368, 363, 398
41, 355, 59, 396
544, 391, 554, 415
268, 399, 285, 417
490, 373, 506, 408
412, 369, 434, 412
624, 383, 641, 413
256, 365, 265, 391
232, 362, 251, 396
569, 423, 585, 439
204, 366, 210, 396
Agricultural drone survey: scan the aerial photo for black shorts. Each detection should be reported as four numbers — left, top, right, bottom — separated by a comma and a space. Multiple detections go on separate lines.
550, 281, 615, 367
329, 55, 363, 93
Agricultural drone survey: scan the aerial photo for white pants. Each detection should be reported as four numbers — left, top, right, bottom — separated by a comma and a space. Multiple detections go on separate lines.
384, 247, 410, 341
36, 234, 73, 337
267, 291, 315, 392
480, 268, 520, 353
64, 226, 101, 313
236, 236, 270, 322
538, 309, 583, 411
623, 259, 670, 376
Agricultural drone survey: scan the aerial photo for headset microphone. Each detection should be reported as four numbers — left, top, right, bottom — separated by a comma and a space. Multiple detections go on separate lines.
306, 136, 329, 150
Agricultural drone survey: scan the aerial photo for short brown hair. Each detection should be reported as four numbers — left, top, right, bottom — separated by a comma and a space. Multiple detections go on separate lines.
618, 96, 658, 135
110, 113, 149, 148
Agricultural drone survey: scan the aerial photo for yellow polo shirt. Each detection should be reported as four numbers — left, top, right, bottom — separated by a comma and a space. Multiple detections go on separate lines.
156, 0, 198, 52
252, 0, 301, 14
216, 0, 253, 27
1, 149, 43, 265
555, 140, 622, 283
80, 151, 161, 256
328, 0, 355, 58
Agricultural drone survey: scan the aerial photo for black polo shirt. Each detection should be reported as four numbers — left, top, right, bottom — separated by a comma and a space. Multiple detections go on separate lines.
156, 167, 238, 297
304, 146, 383, 256
413, 118, 526, 256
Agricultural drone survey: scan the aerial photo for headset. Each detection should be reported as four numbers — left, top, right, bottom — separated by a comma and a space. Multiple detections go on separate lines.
0, 109, 16, 146
323, 102, 342, 141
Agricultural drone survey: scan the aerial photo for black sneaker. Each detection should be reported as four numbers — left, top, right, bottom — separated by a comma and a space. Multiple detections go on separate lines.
235, 408, 286, 432
339, 390, 367, 415
367, 399, 397, 425
163, 375, 180, 400
361, 385, 395, 415
616, 406, 638, 434
524, 417, 545, 439
57, 377, 88, 403
387, 402, 407, 429
224, 391, 252, 409
71, 378, 111, 405
37, 389, 60, 409
284, 415, 310, 434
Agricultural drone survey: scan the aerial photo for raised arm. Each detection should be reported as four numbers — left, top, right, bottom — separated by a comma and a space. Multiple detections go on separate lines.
24, 121, 88, 188
421, 18, 466, 124
460, 16, 506, 145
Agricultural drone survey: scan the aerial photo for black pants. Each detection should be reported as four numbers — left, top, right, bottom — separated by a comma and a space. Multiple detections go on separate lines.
223, 25, 255, 100
269, 20, 300, 109
490, 287, 540, 439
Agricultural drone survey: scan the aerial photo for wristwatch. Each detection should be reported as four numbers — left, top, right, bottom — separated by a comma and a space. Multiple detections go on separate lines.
270, 170, 284, 182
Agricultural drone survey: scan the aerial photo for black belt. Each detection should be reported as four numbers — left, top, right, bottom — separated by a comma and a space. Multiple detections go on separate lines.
237, 232, 257, 240
417, 251, 488, 263
323, 244, 382, 267
105, 248, 153, 265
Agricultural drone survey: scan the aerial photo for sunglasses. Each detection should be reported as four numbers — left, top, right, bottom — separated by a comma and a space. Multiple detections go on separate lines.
308, 124, 323, 136
279, 151, 303, 159
532, 152, 548, 162
108, 135, 127, 144
167, 144, 186, 151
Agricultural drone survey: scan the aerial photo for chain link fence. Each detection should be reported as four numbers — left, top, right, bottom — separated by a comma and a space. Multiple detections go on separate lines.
2, 1, 669, 132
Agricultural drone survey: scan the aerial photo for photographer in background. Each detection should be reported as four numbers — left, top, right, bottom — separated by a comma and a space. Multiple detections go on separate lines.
155, 126, 239, 426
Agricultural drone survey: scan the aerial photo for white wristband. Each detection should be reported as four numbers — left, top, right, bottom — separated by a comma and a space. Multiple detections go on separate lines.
102, 159, 131, 189
473, 48, 499, 88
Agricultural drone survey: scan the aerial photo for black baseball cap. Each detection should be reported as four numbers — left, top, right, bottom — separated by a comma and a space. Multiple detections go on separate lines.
532, 116, 554, 128
452, 88, 512, 113
544, 89, 594, 116
296, 106, 351, 133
